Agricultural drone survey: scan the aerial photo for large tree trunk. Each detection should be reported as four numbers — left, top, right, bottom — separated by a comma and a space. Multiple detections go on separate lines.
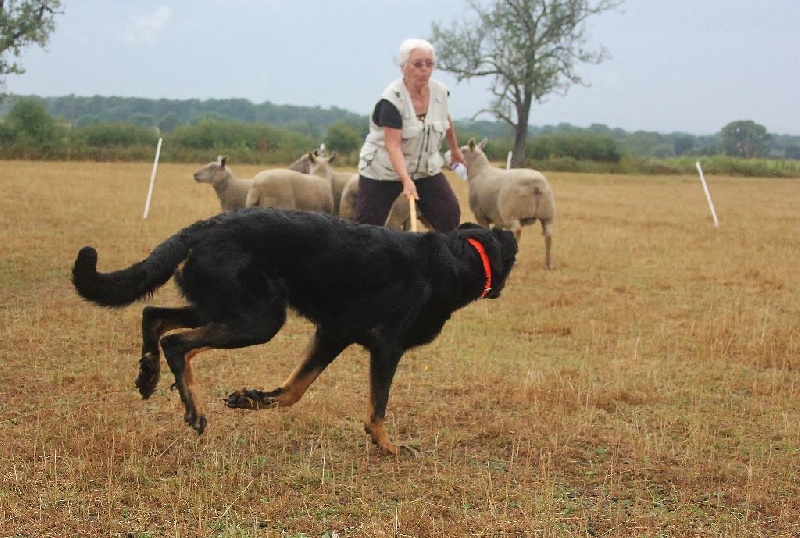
511, 126, 528, 168
510, 99, 531, 168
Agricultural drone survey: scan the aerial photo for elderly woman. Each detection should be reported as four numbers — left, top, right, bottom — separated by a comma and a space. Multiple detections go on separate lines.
355, 38, 466, 232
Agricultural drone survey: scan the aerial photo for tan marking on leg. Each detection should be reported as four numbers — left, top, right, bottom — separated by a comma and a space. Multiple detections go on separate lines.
182, 346, 209, 428
272, 363, 323, 406
363, 400, 398, 455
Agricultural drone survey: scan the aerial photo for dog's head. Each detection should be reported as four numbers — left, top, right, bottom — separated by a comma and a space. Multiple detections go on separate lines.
456, 224, 518, 299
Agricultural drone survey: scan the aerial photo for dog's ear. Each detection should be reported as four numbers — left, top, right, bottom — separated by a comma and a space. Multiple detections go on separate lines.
457, 222, 482, 231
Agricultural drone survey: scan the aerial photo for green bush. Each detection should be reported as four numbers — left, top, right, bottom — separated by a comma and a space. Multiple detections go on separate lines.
528, 133, 622, 163
1, 100, 797, 175
167, 118, 318, 164
74, 122, 160, 147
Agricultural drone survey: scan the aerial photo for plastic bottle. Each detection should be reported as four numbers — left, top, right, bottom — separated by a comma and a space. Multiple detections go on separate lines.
451, 162, 468, 180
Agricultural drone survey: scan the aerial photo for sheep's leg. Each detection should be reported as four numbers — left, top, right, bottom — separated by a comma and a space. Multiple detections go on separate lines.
138, 306, 208, 399
509, 219, 523, 242
544, 232, 552, 270
225, 326, 349, 409
542, 221, 553, 270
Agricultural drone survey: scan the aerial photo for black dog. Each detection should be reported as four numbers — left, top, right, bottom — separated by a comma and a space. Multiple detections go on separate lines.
72, 208, 517, 456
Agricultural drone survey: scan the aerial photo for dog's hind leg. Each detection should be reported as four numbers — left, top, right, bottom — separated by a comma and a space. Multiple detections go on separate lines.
160, 307, 288, 434
225, 326, 349, 410
138, 306, 208, 399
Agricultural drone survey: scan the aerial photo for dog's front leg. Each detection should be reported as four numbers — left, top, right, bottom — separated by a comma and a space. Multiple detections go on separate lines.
226, 328, 348, 410
364, 347, 420, 458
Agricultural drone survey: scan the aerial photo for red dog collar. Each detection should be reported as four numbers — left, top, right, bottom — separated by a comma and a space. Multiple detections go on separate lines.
466, 238, 492, 299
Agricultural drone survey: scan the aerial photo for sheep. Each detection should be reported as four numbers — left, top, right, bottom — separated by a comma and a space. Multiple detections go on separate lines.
310, 147, 419, 225
193, 152, 316, 211
288, 152, 313, 174
383, 195, 433, 231
331, 169, 358, 217
461, 138, 556, 269
338, 174, 359, 221
245, 151, 335, 214
312, 149, 357, 217
192, 155, 251, 211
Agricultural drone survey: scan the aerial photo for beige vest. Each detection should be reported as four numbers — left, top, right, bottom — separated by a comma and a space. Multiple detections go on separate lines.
359, 77, 450, 181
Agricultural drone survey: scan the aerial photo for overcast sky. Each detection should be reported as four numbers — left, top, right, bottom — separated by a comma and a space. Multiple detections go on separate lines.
5, 0, 798, 135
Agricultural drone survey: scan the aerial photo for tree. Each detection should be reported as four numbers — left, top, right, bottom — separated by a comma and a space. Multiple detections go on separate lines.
430, 0, 622, 167
4, 96, 58, 146
720, 120, 770, 159
0, 0, 62, 92
324, 120, 363, 155
673, 134, 696, 157
158, 111, 183, 134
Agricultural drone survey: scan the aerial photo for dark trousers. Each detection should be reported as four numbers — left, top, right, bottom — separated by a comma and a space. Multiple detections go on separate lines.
354, 173, 461, 232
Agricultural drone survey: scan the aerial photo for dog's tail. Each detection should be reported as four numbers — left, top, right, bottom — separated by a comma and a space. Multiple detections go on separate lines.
72, 227, 196, 308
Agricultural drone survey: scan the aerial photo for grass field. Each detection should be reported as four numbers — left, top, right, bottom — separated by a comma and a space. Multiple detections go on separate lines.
1, 160, 798, 537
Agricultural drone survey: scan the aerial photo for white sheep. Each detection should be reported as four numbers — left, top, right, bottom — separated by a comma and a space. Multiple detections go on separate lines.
193, 153, 314, 211
246, 151, 335, 214
461, 138, 556, 269
192, 155, 251, 211
331, 169, 358, 217
312, 149, 357, 217
383, 195, 433, 231
287, 152, 313, 174
338, 174, 359, 221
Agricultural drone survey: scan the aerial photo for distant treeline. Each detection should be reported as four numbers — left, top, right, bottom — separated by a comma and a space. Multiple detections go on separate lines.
1, 95, 798, 177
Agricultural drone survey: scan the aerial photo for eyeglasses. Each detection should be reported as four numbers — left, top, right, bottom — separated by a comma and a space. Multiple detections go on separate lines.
411, 59, 435, 69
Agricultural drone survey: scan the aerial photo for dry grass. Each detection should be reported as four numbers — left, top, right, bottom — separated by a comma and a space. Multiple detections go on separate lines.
1, 160, 798, 537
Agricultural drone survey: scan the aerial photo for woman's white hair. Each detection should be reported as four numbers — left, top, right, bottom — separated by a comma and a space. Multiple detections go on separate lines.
397, 38, 436, 67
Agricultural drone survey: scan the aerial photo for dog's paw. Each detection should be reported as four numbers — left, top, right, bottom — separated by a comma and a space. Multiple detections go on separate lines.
368, 435, 422, 459
135, 352, 161, 399
183, 410, 207, 434
397, 444, 422, 459
224, 388, 280, 410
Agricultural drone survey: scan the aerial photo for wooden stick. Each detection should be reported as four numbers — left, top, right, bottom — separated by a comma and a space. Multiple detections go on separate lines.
408, 196, 418, 232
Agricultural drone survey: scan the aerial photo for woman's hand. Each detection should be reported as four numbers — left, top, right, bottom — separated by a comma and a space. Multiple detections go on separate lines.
449, 146, 466, 168
401, 177, 419, 201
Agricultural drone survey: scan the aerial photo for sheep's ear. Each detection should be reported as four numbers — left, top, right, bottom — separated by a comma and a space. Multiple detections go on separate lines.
468, 138, 477, 150
220, 156, 228, 167
308, 151, 317, 163
479, 138, 488, 149
329, 151, 338, 163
